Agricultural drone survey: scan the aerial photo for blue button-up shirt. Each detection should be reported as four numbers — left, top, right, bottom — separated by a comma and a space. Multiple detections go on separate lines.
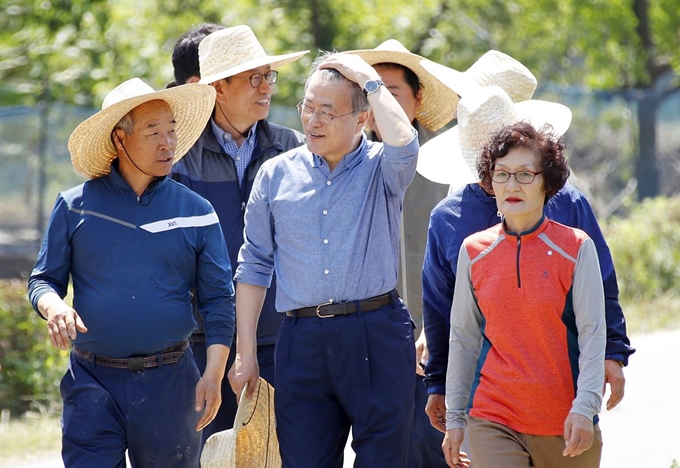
235, 132, 419, 311
210, 118, 257, 185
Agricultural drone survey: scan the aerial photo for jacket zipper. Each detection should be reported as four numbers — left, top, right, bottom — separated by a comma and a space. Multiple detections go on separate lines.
516, 236, 522, 289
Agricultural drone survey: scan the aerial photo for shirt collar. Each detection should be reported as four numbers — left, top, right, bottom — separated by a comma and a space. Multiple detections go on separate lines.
311, 133, 367, 170
210, 118, 258, 148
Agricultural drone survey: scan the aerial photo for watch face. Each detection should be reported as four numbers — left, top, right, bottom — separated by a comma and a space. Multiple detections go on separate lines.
365, 79, 383, 94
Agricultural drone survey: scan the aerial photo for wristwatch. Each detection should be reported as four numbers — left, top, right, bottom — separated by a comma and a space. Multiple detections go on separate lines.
363, 79, 384, 96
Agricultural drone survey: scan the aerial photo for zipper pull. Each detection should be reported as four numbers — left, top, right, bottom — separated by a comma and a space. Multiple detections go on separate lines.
241, 201, 246, 212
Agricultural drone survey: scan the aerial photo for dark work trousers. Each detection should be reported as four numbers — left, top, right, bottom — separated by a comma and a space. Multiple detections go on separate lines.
275, 299, 416, 468
60, 347, 201, 468
413, 374, 448, 467
192, 339, 276, 444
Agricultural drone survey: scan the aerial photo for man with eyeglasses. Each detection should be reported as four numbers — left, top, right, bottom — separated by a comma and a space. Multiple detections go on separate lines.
169, 24, 308, 443
230, 52, 420, 466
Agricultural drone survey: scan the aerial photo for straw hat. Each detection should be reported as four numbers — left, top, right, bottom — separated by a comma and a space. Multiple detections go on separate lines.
200, 378, 280, 468
346, 39, 460, 131
420, 50, 538, 104
68, 78, 216, 179
199, 25, 309, 85
417, 85, 572, 186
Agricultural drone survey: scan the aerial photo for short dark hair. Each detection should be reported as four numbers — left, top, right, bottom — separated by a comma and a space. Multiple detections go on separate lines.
374, 62, 420, 98
305, 51, 369, 114
477, 121, 570, 203
171, 23, 225, 85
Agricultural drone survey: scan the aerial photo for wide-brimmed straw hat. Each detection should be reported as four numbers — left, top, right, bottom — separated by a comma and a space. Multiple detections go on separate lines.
417, 85, 572, 186
200, 378, 280, 468
346, 39, 460, 131
68, 78, 215, 179
199, 25, 309, 85
420, 50, 538, 104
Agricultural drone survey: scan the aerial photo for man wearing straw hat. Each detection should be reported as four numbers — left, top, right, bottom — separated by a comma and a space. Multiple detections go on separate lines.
28, 78, 235, 467
169, 22, 225, 87
170, 24, 308, 443
347, 38, 459, 468
417, 53, 634, 461
232, 52, 419, 467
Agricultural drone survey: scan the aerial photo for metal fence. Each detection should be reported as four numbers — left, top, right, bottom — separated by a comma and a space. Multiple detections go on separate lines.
1, 92, 679, 278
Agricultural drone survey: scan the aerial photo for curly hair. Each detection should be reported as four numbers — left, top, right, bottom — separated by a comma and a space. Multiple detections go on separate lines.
477, 121, 569, 203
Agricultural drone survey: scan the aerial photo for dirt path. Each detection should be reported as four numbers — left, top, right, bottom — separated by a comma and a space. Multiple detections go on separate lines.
598, 329, 680, 468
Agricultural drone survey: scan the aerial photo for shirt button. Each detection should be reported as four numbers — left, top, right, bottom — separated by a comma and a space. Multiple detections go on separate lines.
322, 210, 328, 215
236, 157, 241, 161
323, 239, 329, 244
326, 180, 332, 186
324, 269, 330, 275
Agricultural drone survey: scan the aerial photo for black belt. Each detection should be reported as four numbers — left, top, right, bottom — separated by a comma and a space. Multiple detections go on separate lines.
73, 339, 189, 372
286, 290, 398, 318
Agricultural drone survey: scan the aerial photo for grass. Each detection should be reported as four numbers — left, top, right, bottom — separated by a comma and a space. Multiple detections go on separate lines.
0, 411, 61, 464
621, 291, 680, 335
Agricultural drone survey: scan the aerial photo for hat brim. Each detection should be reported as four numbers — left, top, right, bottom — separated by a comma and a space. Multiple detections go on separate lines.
419, 59, 480, 100
68, 84, 216, 179
201, 429, 237, 468
199, 50, 309, 85
347, 49, 459, 131
417, 100, 572, 187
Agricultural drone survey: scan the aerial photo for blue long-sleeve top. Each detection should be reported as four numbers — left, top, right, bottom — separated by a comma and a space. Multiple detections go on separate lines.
422, 182, 635, 395
235, 132, 419, 311
28, 164, 235, 358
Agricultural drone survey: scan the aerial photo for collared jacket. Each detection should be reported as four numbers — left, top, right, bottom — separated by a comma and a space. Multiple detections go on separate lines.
445, 216, 605, 435
28, 164, 235, 358
423, 182, 634, 395
172, 119, 304, 346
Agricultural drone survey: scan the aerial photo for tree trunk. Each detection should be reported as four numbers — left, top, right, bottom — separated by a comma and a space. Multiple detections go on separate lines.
635, 90, 659, 200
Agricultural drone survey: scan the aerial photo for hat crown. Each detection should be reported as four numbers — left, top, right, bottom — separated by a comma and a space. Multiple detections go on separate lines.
374, 39, 411, 54
466, 51, 537, 102
102, 78, 156, 110
199, 25, 268, 81
458, 85, 517, 150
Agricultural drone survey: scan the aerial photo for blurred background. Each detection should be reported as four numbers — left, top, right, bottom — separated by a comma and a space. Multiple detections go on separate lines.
0, 0, 678, 465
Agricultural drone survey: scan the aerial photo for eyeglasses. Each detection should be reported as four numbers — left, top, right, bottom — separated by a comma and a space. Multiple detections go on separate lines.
296, 102, 355, 125
491, 170, 543, 184
237, 70, 278, 88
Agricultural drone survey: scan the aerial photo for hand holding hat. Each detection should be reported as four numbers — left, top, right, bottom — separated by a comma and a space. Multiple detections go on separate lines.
201, 377, 280, 468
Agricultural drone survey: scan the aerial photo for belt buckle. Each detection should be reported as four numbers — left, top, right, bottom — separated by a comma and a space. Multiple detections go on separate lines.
316, 300, 335, 319
128, 356, 145, 372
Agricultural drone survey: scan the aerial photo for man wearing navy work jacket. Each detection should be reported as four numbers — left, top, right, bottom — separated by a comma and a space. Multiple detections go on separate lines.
170, 24, 308, 442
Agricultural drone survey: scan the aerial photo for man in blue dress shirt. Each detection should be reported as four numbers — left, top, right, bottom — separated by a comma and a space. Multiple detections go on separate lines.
231, 52, 420, 467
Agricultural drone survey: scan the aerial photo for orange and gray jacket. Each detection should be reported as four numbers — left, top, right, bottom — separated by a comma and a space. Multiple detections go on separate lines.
445, 216, 605, 436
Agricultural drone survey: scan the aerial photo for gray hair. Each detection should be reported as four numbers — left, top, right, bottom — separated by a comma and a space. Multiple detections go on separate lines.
110, 111, 134, 148
305, 51, 369, 114
114, 111, 134, 134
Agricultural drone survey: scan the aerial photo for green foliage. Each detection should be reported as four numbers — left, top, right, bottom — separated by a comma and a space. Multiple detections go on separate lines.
604, 195, 680, 300
603, 195, 680, 332
0, 280, 68, 417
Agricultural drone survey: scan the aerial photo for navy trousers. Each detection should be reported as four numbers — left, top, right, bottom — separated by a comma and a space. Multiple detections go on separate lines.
192, 340, 275, 444
60, 348, 201, 467
275, 299, 416, 468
